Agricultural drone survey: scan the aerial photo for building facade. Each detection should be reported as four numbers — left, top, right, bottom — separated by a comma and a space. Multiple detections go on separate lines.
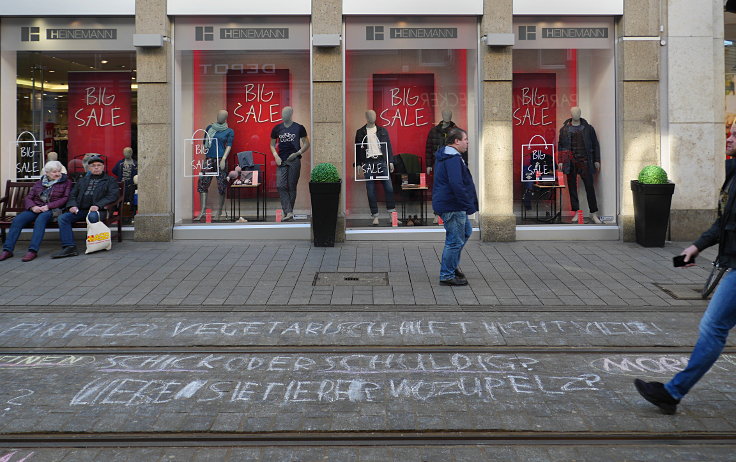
0, 0, 725, 243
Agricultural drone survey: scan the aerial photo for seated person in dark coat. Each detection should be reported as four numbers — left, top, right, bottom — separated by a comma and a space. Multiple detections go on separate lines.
52, 155, 119, 258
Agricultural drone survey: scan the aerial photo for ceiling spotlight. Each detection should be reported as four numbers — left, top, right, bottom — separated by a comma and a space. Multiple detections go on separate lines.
101, 60, 108, 64
48, 70, 55, 73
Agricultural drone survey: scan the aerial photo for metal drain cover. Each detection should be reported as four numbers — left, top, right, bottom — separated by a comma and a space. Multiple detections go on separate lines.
655, 283, 705, 300
313, 272, 389, 286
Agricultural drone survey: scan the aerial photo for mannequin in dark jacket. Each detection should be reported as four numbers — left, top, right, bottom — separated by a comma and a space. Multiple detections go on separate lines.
112, 147, 137, 203
355, 110, 395, 225
52, 155, 119, 258
425, 110, 465, 172
0, 161, 71, 262
558, 107, 602, 223
635, 159, 736, 414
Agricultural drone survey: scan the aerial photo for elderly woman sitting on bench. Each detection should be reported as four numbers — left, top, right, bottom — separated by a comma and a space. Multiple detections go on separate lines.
0, 161, 71, 262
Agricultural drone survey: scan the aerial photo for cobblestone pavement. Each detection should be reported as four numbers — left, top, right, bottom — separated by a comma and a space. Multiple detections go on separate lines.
2, 240, 734, 460
0, 240, 716, 307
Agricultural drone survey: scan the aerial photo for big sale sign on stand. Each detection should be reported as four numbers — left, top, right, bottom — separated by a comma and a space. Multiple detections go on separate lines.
67, 71, 132, 174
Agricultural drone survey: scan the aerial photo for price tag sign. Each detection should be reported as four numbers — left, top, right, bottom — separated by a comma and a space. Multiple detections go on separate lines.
14, 131, 45, 180
354, 140, 390, 181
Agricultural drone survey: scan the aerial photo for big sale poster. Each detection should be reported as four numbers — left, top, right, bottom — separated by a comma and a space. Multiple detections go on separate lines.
512, 73, 557, 200
226, 69, 291, 198
68, 71, 132, 174
372, 73, 435, 168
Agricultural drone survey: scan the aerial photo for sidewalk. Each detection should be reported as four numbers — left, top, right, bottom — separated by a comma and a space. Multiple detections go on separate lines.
0, 239, 714, 307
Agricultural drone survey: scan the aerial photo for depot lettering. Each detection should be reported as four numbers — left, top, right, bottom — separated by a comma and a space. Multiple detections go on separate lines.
233, 83, 281, 124
513, 87, 552, 126
379, 87, 429, 128
73, 87, 125, 128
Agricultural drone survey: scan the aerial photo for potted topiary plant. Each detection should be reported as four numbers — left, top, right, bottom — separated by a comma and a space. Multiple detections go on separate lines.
630, 165, 675, 247
309, 162, 341, 247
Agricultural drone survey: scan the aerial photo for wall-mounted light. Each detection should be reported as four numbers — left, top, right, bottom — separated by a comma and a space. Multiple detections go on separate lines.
313, 34, 341, 47
482, 33, 515, 47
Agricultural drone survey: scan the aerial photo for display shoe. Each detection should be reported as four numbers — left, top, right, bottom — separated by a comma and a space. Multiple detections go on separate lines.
413, 215, 422, 226
371, 215, 379, 226
282, 212, 294, 222
433, 215, 439, 224
440, 277, 469, 286
591, 212, 603, 224
51, 246, 78, 259
0, 250, 12, 261
634, 379, 679, 415
21, 251, 37, 262
406, 218, 414, 226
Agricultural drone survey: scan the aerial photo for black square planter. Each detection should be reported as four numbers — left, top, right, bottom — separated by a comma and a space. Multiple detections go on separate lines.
631, 180, 675, 247
309, 181, 341, 247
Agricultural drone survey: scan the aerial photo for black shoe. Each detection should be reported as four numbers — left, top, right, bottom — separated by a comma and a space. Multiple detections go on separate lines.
455, 268, 465, 279
634, 379, 679, 415
52, 246, 78, 259
440, 277, 468, 286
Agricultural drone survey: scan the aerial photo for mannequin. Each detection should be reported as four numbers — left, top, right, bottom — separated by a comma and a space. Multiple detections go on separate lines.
355, 110, 395, 226
425, 110, 465, 173
270, 106, 310, 222
558, 107, 602, 224
112, 147, 138, 203
196, 110, 234, 221
46, 151, 67, 174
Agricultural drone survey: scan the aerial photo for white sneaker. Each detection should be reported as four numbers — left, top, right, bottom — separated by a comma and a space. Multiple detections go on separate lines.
591, 212, 602, 224
371, 215, 379, 226
283, 212, 294, 222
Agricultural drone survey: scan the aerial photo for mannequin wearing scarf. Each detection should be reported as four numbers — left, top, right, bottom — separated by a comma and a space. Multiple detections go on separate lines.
196, 110, 234, 221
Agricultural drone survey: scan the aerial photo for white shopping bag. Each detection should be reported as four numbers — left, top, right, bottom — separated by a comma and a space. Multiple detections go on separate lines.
85, 212, 112, 254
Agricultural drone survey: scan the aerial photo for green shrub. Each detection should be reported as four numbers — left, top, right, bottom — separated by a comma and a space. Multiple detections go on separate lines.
310, 163, 341, 183
638, 165, 669, 184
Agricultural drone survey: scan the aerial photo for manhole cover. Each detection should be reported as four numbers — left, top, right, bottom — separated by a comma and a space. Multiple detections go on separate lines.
655, 283, 705, 300
313, 272, 389, 286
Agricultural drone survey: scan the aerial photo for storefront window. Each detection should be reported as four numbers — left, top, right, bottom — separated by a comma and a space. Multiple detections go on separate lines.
345, 17, 478, 228
512, 17, 616, 225
173, 17, 311, 224
2, 18, 136, 190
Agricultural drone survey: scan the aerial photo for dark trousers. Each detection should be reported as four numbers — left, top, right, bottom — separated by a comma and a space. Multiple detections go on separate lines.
566, 161, 598, 213
276, 157, 301, 214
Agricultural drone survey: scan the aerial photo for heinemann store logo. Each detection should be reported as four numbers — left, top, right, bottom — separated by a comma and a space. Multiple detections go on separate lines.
20, 27, 40, 41
21, 27, 117, 41
195, 26, 289, 41
518, 25, 608, 40
366, 26, 457, 41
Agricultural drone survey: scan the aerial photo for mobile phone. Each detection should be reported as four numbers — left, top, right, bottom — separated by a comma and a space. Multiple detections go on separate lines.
673, 255, 694, 267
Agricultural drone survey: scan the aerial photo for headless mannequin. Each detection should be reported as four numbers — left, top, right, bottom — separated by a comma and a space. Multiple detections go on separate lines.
196, 110, 232, 221
558, 107, 602, 224
46, 151, 67, 174
363, 110, 394, 173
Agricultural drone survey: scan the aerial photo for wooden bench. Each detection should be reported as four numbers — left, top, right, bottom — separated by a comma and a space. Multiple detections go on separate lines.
0, 179, 125, 244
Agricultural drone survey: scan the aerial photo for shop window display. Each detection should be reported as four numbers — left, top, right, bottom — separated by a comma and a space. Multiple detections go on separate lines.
512, 17, 616, 225
345, 17, 478, 228
173, 17, 311, 225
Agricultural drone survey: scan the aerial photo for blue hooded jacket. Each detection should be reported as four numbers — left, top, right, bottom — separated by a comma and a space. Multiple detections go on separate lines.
431, 146, 478, 214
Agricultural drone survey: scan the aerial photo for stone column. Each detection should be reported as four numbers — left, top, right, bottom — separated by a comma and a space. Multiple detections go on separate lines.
666, 0, 724, 240
620, 0, 662, 241
479, 0, 515, 241
134, 0, 173, 241
311, 0, 345, 242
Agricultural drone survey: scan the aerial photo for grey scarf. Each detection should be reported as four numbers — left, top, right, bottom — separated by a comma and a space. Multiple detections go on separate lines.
205, 122, 229, 150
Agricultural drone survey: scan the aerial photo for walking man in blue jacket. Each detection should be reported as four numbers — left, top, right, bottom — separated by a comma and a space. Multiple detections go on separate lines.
432, 128, 478, 286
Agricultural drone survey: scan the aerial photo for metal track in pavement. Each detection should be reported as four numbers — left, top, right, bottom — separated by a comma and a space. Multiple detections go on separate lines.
2, 431, 736, 448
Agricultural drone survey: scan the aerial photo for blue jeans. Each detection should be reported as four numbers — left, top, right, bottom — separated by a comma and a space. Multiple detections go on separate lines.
365, 179, 395, 215
665, 269, 736, 400
58, 209, 96, 248
439, 211, 472, 281
2, 210, 53, 253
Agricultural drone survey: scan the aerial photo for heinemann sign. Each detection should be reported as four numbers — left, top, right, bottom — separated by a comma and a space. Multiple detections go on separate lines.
220, 27, 289, 40
390, 27, 457, 39
541, 27, 608, 39
46, 28, 118, 40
